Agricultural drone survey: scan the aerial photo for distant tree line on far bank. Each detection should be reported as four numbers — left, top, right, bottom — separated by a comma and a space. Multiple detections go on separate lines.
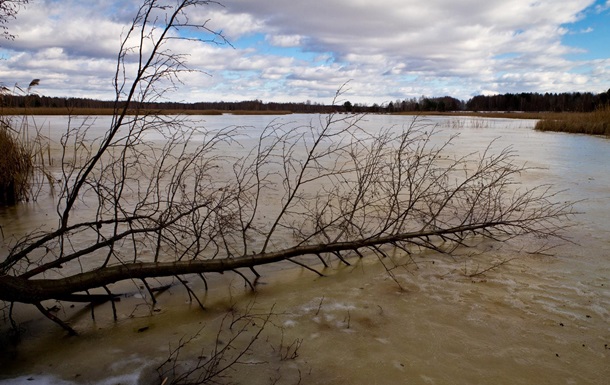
1, 89, 609, 114
466, 89, 610, 113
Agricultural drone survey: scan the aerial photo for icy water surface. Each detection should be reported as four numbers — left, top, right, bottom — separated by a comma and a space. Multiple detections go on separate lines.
1, 114, 609, 384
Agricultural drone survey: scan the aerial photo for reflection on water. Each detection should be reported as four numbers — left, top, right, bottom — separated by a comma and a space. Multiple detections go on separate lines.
1, 114, 609, 384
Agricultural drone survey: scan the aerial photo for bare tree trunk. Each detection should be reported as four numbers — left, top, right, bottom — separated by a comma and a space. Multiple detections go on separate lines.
0, 218, 561, 305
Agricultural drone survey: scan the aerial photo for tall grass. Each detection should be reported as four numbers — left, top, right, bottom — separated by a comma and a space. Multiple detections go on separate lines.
0, 118, 33, 204
0, 107, 294, 116
535, 105, 610, 136
0, 117, 53, 205
0, 80, 56, 205
447, 117, 491, 129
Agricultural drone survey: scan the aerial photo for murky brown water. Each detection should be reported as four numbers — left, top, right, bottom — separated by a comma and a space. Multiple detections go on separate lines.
1, 115, 609, 384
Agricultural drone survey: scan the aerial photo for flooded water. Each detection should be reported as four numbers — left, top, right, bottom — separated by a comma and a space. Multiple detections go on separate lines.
1, 114, 609, 384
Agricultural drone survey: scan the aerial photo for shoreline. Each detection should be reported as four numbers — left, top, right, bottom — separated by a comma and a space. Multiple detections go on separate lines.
0, 107, 566, 119
0, 107, 294, 116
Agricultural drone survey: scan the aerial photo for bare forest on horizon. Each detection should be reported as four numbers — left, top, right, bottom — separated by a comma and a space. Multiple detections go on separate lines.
2, 89, 609, 114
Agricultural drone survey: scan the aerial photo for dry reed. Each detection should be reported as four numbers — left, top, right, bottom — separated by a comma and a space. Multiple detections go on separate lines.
0, 107, 292, 116
535, 105, 610, 136
0, 119, 33, 205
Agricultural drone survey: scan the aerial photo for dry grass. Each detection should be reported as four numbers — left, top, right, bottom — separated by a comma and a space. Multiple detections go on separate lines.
229, 110, 292, 115
535, 105, 610, 136
447, 117, 493, 129
393, 111, 563, 120
0, 107, 226, 116
0, 116, 54, 205
0, 119, 33, 205
2, 107, 565, 119
0, 107, 293, 116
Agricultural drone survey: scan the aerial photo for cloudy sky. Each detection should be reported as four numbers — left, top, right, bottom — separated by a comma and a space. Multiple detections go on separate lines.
0, 0, 608, 105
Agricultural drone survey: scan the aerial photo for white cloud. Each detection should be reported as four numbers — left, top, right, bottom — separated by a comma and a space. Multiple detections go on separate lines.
0, 0, 606, 104
220, 0, 607, 100
192, 9, 265, 40
595, 1, 610, 13
266, 34, 303, 47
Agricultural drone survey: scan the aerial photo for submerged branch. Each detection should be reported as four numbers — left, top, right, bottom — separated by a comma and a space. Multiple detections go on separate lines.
0, 217, 567, 304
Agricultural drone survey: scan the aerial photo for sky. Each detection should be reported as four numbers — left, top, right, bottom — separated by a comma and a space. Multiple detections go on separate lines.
0, 0, 608, 106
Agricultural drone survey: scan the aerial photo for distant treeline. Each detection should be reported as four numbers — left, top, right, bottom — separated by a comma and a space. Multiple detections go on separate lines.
1, 89, 609, 114
466, 90, 610, 112
0, 95, 340, 113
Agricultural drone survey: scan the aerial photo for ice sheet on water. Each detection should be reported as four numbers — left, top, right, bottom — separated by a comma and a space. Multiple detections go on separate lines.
0, 376, 74, 385
0, 373, 141, 385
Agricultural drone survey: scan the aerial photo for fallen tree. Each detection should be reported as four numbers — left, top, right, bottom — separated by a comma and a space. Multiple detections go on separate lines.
0, 0, 573, 335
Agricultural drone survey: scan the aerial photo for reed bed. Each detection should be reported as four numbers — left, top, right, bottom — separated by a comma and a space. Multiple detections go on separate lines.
393, 111, 563, 120
229, 110, 292, 115
0, 107, 293, 116
0, 117, 53, 205
0, 119, 33, 205
2, 108, 560, 119
446, 117, 493, 129
535, 106, 610, 136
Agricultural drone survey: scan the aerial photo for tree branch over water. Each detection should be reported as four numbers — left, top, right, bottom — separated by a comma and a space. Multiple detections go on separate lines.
0, 0, 574, 335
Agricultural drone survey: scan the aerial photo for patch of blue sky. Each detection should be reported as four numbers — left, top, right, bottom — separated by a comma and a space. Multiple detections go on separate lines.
561, 0, 610, 60
220, 69, 259, 79
399, 75, 420, 82
493, 53, 520, 60
569, 63, 595, 75
0, 49, 13, 60
219, 70, 240, 80
233, 33, 329, 64
231, 33, 266, 50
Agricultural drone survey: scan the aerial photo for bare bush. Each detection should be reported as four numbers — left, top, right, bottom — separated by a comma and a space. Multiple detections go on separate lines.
156, 303, 305, 385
